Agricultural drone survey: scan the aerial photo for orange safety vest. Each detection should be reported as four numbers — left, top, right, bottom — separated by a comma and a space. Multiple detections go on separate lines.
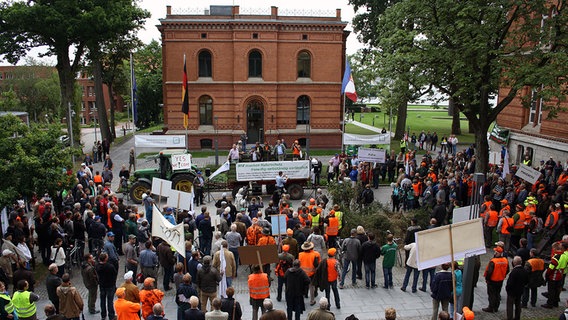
412, 183, 421, 197
299, 250, 320, 277
292, 145, 300, 156
514, 211, 526, 230
481, 201, 492, 219
527, 258, 545, 272
248, 273, 270, 299
427, 172, 437, 183
487, 257, 509, 282
326, 217, 339, 236
139, 289, 164, 319
246, 226, 262, 246
546, 210, 560, 229
500, 217, 514, 235
327, 258, 338, 282
257, 235, 276, 246
93, 175, 103, 184
499, 205, 510, 218
486, 210, 499, 227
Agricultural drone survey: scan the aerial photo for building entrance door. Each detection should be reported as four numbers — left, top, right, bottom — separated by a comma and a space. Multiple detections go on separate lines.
247, 100, 264, 144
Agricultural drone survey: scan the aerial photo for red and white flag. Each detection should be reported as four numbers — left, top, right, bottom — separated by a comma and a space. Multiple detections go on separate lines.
341, 61, 357, 102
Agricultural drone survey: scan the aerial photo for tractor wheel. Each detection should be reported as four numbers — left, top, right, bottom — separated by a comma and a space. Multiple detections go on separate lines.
172, 174, 195, 193
130, 181, 151, 204
287, 184, 304, 200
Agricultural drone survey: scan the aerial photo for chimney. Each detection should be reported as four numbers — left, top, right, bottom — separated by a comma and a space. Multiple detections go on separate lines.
271, 6, 278, 18
233, 5, 239, 15
166, 5, 171, 15
336, 8, 341, 19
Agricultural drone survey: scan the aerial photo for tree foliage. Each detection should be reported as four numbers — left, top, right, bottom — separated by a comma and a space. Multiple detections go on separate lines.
0, 115, 74, 208
350, 0, 568, 172
132, 40, 163, 129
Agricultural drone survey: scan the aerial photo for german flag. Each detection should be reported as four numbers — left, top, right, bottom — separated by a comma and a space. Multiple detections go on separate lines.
181, 54, 189, 129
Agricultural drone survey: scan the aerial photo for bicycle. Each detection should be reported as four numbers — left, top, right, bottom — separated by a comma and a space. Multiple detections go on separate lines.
64, 240, 83, 277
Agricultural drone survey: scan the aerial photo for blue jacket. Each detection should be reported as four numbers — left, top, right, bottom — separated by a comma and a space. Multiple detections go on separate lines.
431, 270, 453, 301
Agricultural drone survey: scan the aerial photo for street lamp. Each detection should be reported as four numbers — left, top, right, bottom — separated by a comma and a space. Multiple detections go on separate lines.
68, 102, 76, 165
305, 120, 310, 159
214, 116, 219, 166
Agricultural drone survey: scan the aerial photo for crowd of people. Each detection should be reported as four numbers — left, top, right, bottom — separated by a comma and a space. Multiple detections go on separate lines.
0, 128, 567, 320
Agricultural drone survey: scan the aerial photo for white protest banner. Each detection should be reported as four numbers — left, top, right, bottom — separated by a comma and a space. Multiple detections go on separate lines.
343, 133, 391, 145
166, 190, 194, 211
135, 135, 186, 148
152, 177, 172, 197
515, 164, 540, 185
357, 147, 386, 163
415, 219, 486, 270
151, 205, 186, 257
209, 161, 230, 180
171, 153, 192, 171
236, 160, 310, 181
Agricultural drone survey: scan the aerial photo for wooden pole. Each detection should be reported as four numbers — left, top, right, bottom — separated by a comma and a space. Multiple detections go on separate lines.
449, 225, 458, 320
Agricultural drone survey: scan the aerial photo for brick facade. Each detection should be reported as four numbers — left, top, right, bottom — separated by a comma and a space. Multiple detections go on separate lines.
158, 5, 348, 150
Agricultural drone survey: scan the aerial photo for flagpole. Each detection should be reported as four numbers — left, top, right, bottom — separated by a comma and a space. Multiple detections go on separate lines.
130, 52, 137, 170
341, 93, 346, 153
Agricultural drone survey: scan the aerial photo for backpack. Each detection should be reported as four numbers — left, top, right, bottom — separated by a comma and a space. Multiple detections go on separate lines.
275, 257, 292, 277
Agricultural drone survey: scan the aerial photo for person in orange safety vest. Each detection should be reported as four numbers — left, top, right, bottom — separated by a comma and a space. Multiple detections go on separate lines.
482, 245, 509, 313
248, 264, 270, 320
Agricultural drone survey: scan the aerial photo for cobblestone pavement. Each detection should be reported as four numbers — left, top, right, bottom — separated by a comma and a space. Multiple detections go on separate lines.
29, 132, 561, 319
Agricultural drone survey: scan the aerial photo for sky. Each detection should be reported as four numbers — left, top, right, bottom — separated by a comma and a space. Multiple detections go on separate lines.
138, 0, 364, 53
0, 0, 363, 66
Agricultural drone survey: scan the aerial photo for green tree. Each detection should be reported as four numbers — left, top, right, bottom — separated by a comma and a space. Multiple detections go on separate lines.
133, 40, 163, 129
351, 0, 568, 172
0, 115, 74, 208
0, 0, 148, 144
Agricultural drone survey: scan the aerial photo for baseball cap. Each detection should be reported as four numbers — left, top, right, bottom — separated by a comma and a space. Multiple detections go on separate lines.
2, 249, 12, 256
107, 231, 115, 237
494, 246, 504, 253
124, 271, 133, 280
282, 244, 290, 252
94, 215, 101, 221
328, 248, 337, 256
128, 234, 137, 239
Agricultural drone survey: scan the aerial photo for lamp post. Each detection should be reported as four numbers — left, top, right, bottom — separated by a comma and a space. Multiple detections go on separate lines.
68, 102, 76, 165
306, 121, 310, 159
214, 116, 219, 166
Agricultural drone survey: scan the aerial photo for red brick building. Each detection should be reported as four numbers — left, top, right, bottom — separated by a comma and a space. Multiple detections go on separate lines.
158, 5, 349, 150
494, 86, 568, 164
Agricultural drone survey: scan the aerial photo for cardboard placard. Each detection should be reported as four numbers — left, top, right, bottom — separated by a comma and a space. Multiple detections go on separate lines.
237, 245, 279, 265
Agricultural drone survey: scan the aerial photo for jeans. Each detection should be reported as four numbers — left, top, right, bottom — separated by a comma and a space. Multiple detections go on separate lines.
421, 267, 436, 291
401, 266, 419, 291
100, 286, 116, 319
340, 259, 357, 286
163, 265, 174, 290
383, 267, 393, 288
527, 232, 536, 250
364, 262, 376, 287
449, 294, 462, 318
201, 237, 212, 256
226, 277, 233, 287
277, 276, 285, 301
229, 248, 239, 274
325, 280, 341, 308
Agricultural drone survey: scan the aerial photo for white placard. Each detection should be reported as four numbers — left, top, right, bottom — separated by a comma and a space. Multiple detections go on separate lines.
357, 147, 386, 163
151, 205, 185, 258
270, 215, 287, 235
489, 152, 501, 165
135, 135, 186, 148
166, 190, 194, 211
152, 177, 172, 197
415, 219, 486, 270
236, 160, 310, 181
452, 205, 479, 224
515, 164, 540, 185
171, 153, 192, 171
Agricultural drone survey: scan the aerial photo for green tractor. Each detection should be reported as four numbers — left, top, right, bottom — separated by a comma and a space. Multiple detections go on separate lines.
129, 149, 199, 204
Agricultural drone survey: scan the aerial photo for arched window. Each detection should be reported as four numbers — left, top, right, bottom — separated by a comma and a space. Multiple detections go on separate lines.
297, 51, 311, 78
248, 50, 262, 78
199, 95, 213, 125
297, 95, 310, 125
198, 51, 212, 77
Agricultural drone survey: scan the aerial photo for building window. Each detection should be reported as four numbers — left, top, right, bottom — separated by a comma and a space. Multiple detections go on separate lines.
297, 95, 310, 125
198, 51, 212, 78
200, 139, 213, 148
252, 33, 259, 39
297, 51, 311, 78
199, 95, 213, 125
302, 34, 308, 40
529, 87, 542, 125
516, 145, 525, 164
248, 50, 262, 78
201, 33, 207, 39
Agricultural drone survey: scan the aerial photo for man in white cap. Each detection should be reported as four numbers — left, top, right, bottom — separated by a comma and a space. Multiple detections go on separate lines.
0, 249, 15, 292
120, 270, 140, 303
